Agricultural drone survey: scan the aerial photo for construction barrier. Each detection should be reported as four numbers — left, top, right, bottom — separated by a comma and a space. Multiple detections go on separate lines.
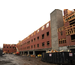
41, 52, 75, 64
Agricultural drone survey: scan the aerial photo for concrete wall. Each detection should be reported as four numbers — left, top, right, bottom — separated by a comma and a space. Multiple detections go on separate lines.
50, 9, 64, 51
59, 46, 68, 51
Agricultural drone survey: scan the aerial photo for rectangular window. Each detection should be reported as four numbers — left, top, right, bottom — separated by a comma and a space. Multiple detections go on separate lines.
71, 34, 75, 42
42, 34, 44, 39
63, 40, 64, 43
59, 39, 61, 44
42, 42, 45, 47
34, 38, 36, 41
61, 41, 62, 44
34, 45, 35, 48
41, 26, 45, 30
37, 44, 39, 47
60, 31, 63, 36
64, 40, 66, 43
31, 45, 33, 48
46, 23, 49, 28
27, 41, 30, 44
37, 36, 39, 40
47, 32, 49, 36
62, 39, 66, 43
31, 39, 33, 42
37, 30, 39, 33
27, 46, 30, 49
47, 41, 50, 46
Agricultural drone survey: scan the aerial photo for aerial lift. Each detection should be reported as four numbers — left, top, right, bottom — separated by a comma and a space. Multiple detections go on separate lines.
15, 47, 20, 55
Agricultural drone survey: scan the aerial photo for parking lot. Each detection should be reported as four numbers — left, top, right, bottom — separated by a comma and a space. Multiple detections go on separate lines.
0, 54, 57, 65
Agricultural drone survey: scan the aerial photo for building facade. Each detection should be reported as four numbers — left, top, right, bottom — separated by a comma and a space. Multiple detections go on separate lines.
3, 9, 75, 55
16, 21, 51, 55
3, 44, 16, 53
58, 9, 75, 51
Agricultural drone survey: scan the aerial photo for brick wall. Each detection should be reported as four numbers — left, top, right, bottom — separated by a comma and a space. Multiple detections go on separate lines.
16, 21, 51, 51
3, 44, 16, 53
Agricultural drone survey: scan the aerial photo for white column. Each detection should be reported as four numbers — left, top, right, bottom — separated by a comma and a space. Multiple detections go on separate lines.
23, 51, 24, 55
33, 51, 35, 55
28, 51, 29, 55
21, 52, 22, 55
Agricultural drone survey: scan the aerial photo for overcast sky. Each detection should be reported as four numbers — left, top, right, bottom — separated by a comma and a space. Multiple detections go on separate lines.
0, 0, 74, 48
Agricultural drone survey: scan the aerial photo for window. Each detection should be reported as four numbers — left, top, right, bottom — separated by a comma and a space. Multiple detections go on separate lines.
60, 31, 63, 36
27, 41, 30, 44
59, 39, 66, 44
34, 45, 35, 48
42, 42, 45, 47
37, 30, 39, 33
61, 41, 62, 44
15, 47, 16, 50
37, 44, 39, 47
37, 36, 39, 40
46, 23, 49, 28
47, 41, 50, 46
71, 34, 75, 41
59, 39, 61, 44
31, 39, 33, 42
13, 47, 14, 48
64, 40, 66, 43
47, 32, 49, 36
31, 45, 33, 48
10, 47, 11, 48
4, 46, 5, 48
41, 26, 45, 30
42, 34, 44, 39
7, 47, 8, 48
27, 46, 30, 49
34, 38, 36, 41
63, 40, 64, 43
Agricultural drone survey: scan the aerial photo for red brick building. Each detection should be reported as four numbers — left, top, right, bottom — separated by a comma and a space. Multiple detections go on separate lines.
3, 9, 75, 55
58, 9, 75, 52
3, 44, 16, 53
16, 21, 51, 55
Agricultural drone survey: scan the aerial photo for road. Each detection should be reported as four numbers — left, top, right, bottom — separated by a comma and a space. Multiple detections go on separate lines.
0, 54, 57, 65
